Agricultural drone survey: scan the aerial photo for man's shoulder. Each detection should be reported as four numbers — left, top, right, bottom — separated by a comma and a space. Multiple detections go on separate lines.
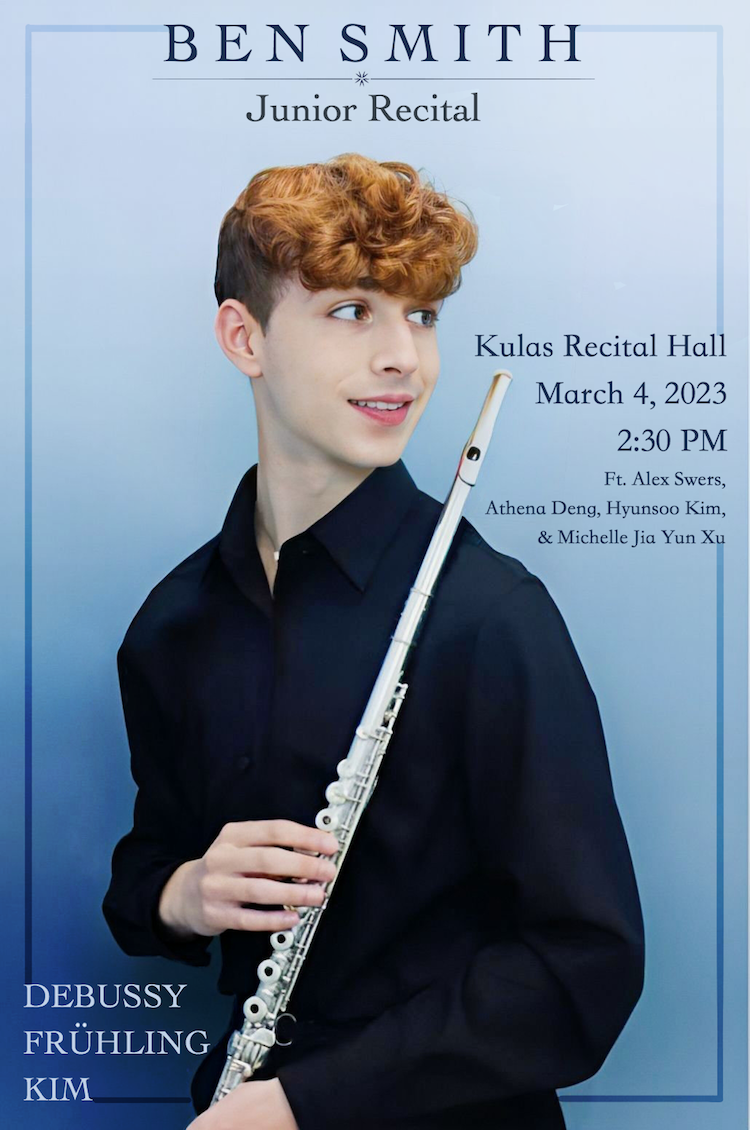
455, 519, 537, 597
119, 534, 221, 664
413, 491, 556, 640
411, 483, 538, 600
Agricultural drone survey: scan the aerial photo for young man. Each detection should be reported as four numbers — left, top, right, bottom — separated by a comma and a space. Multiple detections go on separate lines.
104, 153, 644, 1130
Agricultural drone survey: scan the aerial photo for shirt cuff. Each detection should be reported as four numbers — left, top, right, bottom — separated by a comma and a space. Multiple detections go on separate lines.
104, 858, 213, 967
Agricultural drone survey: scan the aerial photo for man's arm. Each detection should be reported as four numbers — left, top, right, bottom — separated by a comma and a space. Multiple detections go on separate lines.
103, 646, 215, 964
103, 648, 340, 960
273, 576, 645, 1128
103, 641, 335, 1129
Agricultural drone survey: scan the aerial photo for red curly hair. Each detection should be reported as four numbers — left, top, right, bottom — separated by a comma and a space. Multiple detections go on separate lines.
214, 153, 478, 329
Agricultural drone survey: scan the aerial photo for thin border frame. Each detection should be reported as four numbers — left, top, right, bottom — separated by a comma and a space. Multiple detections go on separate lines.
22, 22, 727, 1107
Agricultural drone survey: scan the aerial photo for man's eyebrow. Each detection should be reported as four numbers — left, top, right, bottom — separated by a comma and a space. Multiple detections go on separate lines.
380, 293, 445, 308
313, 289, 444, 310
407, 297, 444, 310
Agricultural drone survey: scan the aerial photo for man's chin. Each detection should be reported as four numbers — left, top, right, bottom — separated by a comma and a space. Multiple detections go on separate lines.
340, 443, 408, 471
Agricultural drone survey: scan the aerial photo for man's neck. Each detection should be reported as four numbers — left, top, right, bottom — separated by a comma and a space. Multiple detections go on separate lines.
254, 446, 374, 563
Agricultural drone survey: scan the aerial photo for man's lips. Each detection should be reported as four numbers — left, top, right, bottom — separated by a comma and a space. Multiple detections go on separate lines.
348, 396, 413, 427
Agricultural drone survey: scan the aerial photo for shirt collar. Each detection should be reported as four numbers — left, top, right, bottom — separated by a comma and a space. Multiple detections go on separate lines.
218, 460, 421, 601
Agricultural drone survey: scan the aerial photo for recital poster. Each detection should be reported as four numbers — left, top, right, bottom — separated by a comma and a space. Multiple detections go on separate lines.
2, 1, 748, 1128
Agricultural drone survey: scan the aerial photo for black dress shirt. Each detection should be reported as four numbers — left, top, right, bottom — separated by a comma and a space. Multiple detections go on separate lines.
103, 460, 644, 1130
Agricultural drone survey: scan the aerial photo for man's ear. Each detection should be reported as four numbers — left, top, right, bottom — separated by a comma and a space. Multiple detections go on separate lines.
214, 299, 264, 379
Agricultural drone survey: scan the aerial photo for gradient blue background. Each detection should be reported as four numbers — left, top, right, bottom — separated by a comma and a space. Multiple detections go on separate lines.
1, 2, 748, 1127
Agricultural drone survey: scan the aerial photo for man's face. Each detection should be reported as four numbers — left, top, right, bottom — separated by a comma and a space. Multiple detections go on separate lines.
245, 277, 442, 471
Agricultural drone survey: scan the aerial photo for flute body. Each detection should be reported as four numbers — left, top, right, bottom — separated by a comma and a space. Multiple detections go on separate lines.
211, 369, 512, 1104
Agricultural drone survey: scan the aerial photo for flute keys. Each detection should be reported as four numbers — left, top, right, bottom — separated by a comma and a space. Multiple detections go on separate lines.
315, 807, 340, 831
242, 996, 268, 1022
270, 930, 295, 951
257, 959, 282, 986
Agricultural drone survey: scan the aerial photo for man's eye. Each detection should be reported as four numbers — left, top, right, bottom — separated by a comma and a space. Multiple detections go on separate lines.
330, 303, 369, 321
406, 309, 439, 327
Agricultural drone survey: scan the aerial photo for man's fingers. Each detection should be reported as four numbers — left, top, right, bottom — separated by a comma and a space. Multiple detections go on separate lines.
192, 820, 340, 938
221, 819, 339, 856
230, 845, 337, 883
229, 906, 302, 932
223, 875, 328, 907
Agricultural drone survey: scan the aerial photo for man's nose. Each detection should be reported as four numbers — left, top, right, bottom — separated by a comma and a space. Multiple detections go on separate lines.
369, 321, 420, 377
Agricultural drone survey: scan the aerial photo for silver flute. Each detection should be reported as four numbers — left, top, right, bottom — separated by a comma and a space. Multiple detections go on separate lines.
211, 369, 513, 1105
